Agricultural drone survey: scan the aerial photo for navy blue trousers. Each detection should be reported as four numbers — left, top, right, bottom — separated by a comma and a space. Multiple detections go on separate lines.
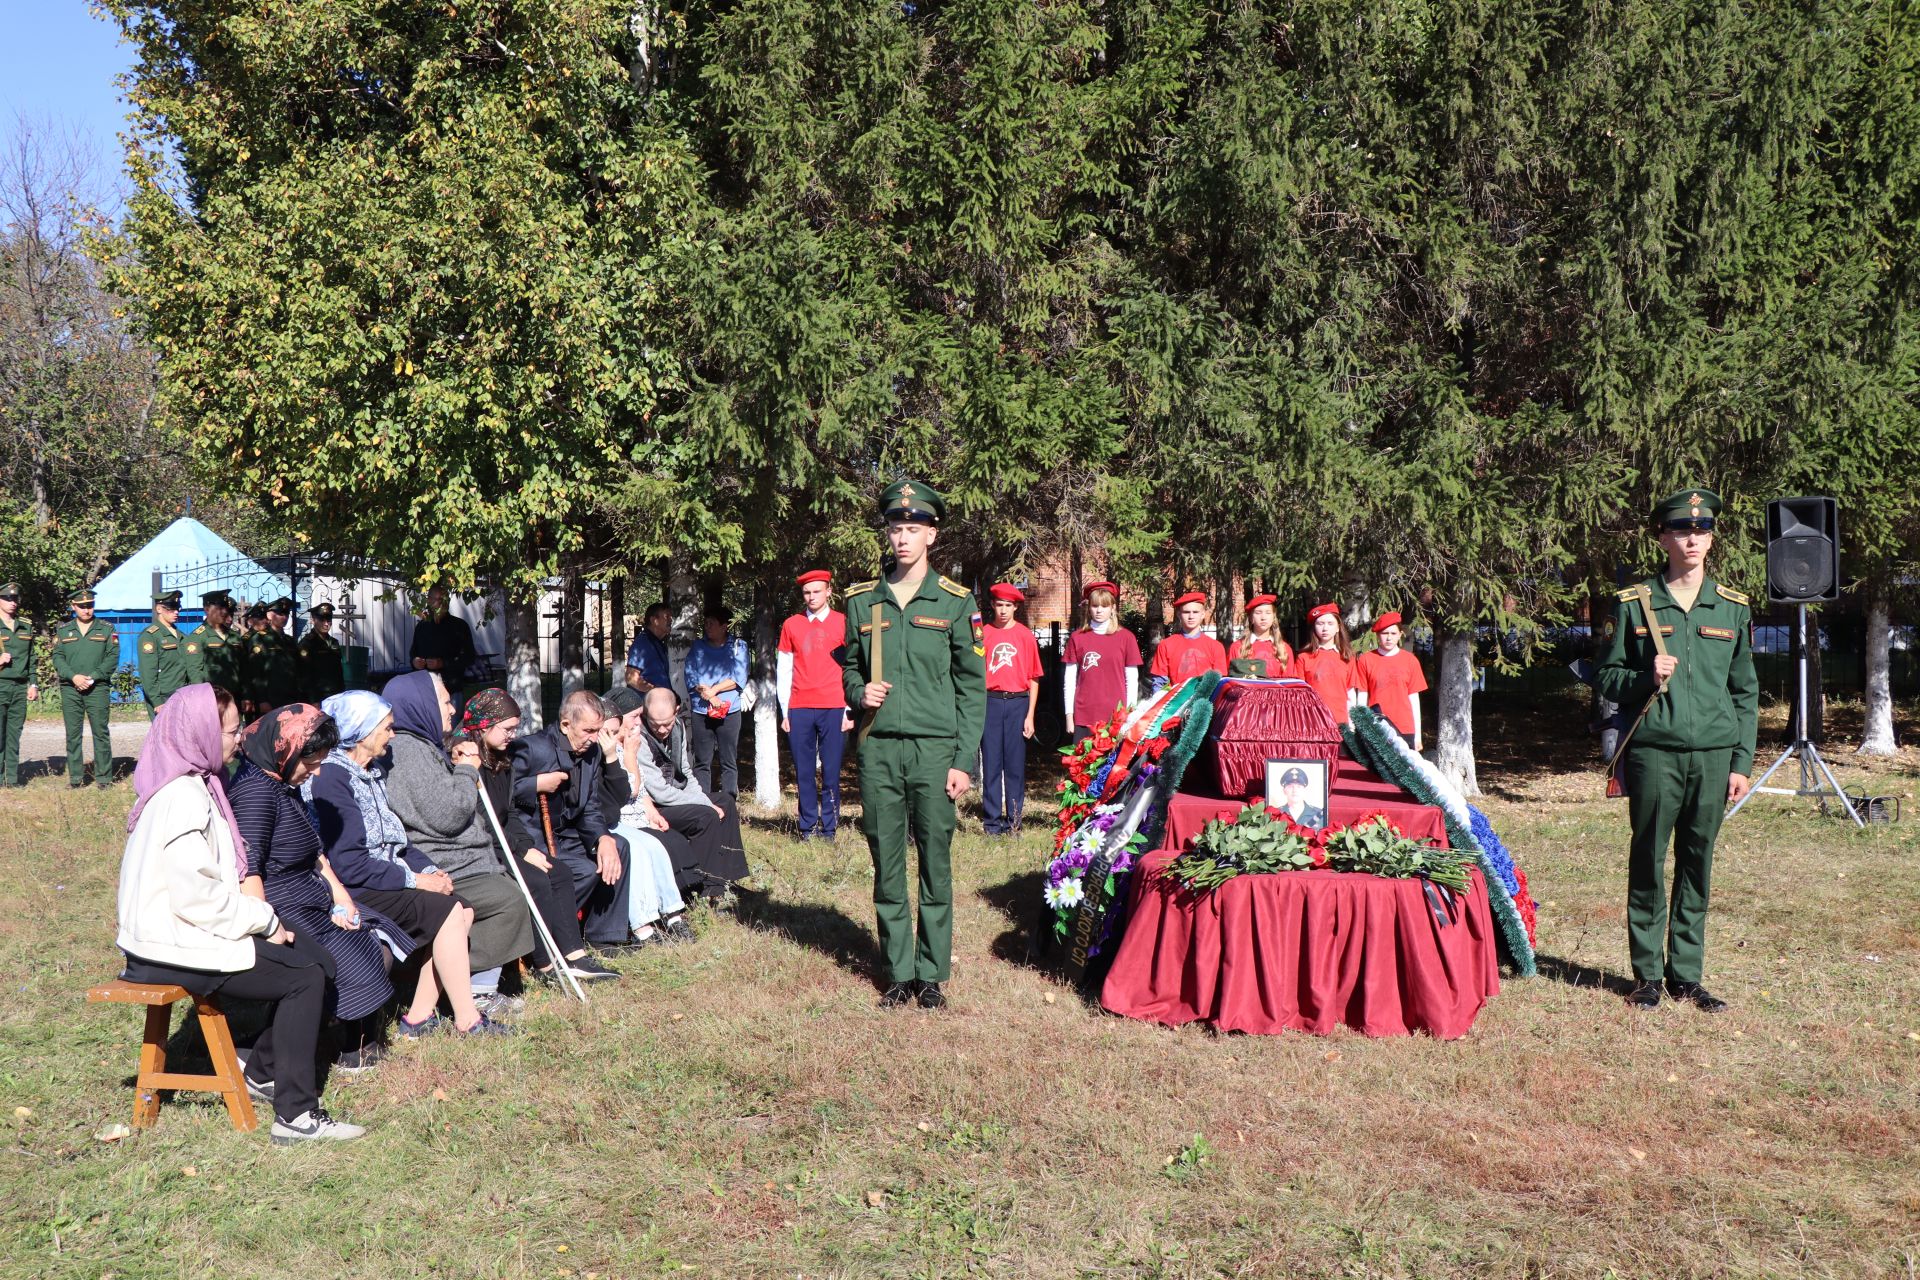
981, 695, 1030, 833
787, 707, 845, 836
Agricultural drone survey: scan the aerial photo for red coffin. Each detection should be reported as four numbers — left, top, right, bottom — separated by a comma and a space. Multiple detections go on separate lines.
1203, 679, 1343, 799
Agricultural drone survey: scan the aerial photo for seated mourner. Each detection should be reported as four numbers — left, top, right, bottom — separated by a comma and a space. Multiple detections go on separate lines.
115, 683, 365, 1143
509, 689, 637, 950
598, 687, 697, 945
381, 671, 536, 1019
633, 687, 750, 903
227, 703, 398, 1072
309, 691, 511, 1037
451, 689, 616, 983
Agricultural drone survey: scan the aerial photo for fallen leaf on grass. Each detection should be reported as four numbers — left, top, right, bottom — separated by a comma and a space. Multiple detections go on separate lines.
11, 1106, 31, 1121
181, 1166, 197, 1177
865, 1189, 885, 1208
1907, 1032, 1920, 1042
432, 1088, 449, 1102
916, 1121, 932, 1132
1323, 1050, 1341, 1063
670, 1012, 684, 1022
1628, 1148, 1647, 1162
1666, 1073, 1678, 1083
94, 1124, 132, 1143
1043, 992, 1055, 1004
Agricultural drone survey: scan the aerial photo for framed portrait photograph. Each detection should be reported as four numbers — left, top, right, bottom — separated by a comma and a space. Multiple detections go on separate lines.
1265, 758, 1330, 830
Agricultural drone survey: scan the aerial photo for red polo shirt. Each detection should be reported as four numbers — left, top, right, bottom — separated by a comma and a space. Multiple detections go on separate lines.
1356, 647, 1427, 735
778, 609, 847, 709
982, 623, 1043, 694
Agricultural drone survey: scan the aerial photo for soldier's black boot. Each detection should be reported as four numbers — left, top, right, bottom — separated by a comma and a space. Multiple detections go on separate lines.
916, 981, 946, 1010
879, 982, 914, 1009
1665, 980, 1727, 1013
1626, 980, 1662, 1010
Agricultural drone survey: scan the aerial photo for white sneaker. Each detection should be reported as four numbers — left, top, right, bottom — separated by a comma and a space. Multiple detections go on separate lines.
270, 1108, 367, 1145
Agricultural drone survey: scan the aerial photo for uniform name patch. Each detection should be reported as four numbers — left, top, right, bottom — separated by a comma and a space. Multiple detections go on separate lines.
910, 615, 951, 630
1698, 626, 1736, 640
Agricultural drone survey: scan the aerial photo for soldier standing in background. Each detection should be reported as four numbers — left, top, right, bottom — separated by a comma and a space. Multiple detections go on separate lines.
299, 602, 346, 703
0, 582, 39, 787
136, 590, 189, 718
246, 596, 302, 715
52, 587, 117, 788
183, 590, 244, 695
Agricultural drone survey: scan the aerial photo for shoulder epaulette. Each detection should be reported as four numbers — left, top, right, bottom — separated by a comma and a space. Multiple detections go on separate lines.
139, 622, 160, 633
844, 579, 878, 596
1716, 584, 1749, 606
938, 575, 968, 598
1615, 588, 1636, 601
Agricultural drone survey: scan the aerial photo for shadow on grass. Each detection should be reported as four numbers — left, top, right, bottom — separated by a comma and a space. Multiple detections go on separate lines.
978, 869, 1045, 969
732, 891, 881, 988
1534, 952, 1635, 997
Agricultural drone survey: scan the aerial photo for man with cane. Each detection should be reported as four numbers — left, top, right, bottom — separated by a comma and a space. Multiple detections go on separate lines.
840, 480, 986, 1010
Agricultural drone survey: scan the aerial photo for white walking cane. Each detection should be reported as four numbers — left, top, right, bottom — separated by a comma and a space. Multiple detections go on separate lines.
476, 781, 588, 1004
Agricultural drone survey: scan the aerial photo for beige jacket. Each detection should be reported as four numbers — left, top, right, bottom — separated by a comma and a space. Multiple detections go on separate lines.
116, 775, 279, 972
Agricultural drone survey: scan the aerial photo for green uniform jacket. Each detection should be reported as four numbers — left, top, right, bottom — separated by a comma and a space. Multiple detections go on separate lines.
297, 630, 345, 703
137, 622, 190, 706
183, 623, 245, 693
840, 573, 987, 773
52, 619, 119, 684
246, 630, 302, 708
1595, 575, 1759, 775
0, 614, 33, 684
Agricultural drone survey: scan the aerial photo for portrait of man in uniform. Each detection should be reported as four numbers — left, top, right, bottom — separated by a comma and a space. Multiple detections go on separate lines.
1266, 760, 1329, 829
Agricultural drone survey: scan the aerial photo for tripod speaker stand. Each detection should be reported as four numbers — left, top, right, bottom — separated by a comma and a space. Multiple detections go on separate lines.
1725, 602, 1862, 827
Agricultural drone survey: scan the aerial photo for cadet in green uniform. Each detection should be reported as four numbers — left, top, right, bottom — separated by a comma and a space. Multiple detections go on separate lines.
238, 602, 267, 712
840, 480, 987, 1010
183, 590, 245, 695
298, 602, 346, 703
136, 590, 190, 718
0, 582, 39, 787
1596, 488, 1758, 1013
52, 587, 117, 787
246, 596, 302, 714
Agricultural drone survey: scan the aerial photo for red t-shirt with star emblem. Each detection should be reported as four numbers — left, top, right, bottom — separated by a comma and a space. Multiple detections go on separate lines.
1149, 632, 1228, 685
981, 623, 1043, 694
1355, 647, 1427, 735
778, 609, 848, 709
1063, 626, 1142, 727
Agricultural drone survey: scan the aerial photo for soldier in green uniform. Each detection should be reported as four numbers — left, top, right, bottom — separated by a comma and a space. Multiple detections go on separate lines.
183, 590, 245, 695
246, 596, 302, 714
1596, 488, 1758, 1014
136, 590, 190, 719
238, 602, 267, 713
52, 587, 118, 787
298, 602, 346, 703
840, 479, 987, 1010
0, 582, 39, 787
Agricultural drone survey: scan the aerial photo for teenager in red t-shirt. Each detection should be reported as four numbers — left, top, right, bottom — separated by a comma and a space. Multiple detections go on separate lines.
777, 570, 852, 839
1062, 581, 1141, 736
1294, 601, 1357, 724
1226, 593, 1294, 678
1355, 611, 1427, 748
979, 584, 1043, 834
1148, 592, 1229, 693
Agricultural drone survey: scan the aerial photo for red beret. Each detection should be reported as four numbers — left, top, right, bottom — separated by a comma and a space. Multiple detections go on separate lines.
989, 583, 1024, 603
1306, 602, 1341, 622
795, 570, 832, 587
1371, 611, 1403, 633
1245, 594, 1277, 611
1172, 591, 1208, 609
1082, 580, 1119, 598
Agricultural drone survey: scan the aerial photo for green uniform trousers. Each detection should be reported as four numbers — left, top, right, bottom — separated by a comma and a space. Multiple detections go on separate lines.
860, 734, 958, 984
0, 682, 24, 785
1625, 744, 1732, 984
62, 684, 112, 782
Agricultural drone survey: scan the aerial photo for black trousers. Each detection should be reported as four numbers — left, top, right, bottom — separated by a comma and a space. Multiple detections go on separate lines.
556, 834, 634, 945
518, 850, 585, 964
656, 798, 750, 890
123, 937, 327, 1123
687, 711, 743, 797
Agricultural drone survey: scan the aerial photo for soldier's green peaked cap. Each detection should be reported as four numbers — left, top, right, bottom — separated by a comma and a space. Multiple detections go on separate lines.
267, 596, 294, 614
69, 587, 97, 606
0, 581, 20, 599
201, 589, 233, 609
881, 478, 945, 525
153, 589, 183, 607
1655, 487, 1721, 531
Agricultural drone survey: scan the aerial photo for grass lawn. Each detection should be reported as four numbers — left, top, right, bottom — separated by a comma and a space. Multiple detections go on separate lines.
2, 697, 1917, 1278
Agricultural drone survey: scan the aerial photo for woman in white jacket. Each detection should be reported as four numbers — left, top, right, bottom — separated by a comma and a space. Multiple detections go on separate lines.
116, 683, 364, 1145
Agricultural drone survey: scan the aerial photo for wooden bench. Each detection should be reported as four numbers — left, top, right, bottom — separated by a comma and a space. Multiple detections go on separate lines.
87, 979, 258, 1132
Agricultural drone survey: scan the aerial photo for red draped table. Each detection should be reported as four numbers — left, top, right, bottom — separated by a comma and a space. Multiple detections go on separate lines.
1099, 772, 1499, 1038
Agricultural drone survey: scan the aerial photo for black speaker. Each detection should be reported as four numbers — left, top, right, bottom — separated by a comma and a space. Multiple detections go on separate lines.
1766, 496, 1839, 603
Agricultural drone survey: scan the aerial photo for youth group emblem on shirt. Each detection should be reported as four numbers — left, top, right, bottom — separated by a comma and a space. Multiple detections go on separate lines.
989, 641, 1018, 674
1080, 650, 1102, 670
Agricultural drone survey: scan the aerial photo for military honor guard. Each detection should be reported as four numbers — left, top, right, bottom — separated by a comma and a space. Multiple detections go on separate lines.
1147, 591, 1228, 692
298, 602, 346, 703
777, 569, 853, 841
183, 589, 244, 694
136, 590, 190, 718
246, 596, 302, 714
840, 480, 986, 1010
1354, 612, 1427, 748
1596, 488, 1757, 1014
978, 584, 1042, 835
51, 587, 118, 787
0, 582, 39, 787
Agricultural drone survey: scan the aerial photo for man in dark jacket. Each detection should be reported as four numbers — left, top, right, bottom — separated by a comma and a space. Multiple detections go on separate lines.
411, 586, 480, 693
509, 689, 633, 947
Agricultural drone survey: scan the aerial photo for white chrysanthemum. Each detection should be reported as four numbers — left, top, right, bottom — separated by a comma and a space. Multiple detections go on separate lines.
1056, 877, 1086, 909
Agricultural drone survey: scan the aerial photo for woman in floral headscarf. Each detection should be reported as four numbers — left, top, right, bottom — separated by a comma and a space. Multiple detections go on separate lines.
226, 702, 398, 1071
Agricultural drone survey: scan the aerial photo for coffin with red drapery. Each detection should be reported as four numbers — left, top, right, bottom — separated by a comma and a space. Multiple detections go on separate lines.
1202, 679, 1342, 801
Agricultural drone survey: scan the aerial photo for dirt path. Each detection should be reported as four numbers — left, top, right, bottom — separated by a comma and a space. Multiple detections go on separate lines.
13, 719, 150, 783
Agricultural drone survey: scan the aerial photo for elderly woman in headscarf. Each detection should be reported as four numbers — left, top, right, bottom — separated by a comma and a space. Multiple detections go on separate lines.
307, 690, 511, 1038
379, 671, 535, 1019
225, 703, 398, 1071
116, 684, 365, 1144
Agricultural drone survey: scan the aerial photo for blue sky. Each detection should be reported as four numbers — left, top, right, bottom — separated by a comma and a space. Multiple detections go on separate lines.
0, 1, 138, 203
